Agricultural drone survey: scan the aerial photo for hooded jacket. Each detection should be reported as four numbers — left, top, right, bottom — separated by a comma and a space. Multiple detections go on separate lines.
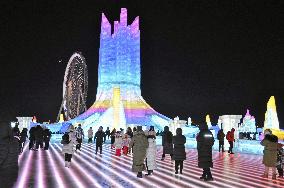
129, 126, 149, 172
196, 125, 214, 168
162, 126, 173, 154
173, 128, 186, 160
260, 134, 279, 167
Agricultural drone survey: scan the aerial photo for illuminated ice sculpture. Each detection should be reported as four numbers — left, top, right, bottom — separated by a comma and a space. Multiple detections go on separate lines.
264, 96, 279, 130
239, 109, 256, 133
56, 8, 170, 132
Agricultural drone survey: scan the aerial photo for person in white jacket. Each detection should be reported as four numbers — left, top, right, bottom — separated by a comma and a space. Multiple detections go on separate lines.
114, 132, 123, 156
62, 125, 78, 168
145, 126, 157, 176
88, 127, 94, 143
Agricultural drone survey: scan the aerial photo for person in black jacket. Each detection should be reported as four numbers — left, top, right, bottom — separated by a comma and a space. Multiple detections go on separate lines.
19, 128, 28, 153
0, 121, 19, 188
196, 124, 215, 181
110, 128, 116, 149
161, 126, 173, 160
105, 127, 111, 140
217, 129, 225, 152
173, 128, 186, 174
35, 125, 44, 150
43, 129, 52, 150
29, 126, 36, 150
94, 126, 105, 154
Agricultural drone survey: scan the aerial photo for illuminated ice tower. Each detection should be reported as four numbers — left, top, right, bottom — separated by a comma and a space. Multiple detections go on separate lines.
264, 96, 279, 130
66, 8, 170, 131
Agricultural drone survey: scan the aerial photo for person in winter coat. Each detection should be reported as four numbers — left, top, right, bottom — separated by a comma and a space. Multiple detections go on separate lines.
260, 129, 279, 180
276, 143, 284, 178
173, 128, 186, 174
0, 121, 19, 188
75, 124, 84, 151
110, 128, 116, 149
88, 127, 94, 143
12, 124, 20, 137
161, 126, 173, 160
114, 132, 123, 156
29, 127, 36, 150
226, 128, 235, 154
35, 125, 44, 150
144, 126, 157, 176
19, 128, 28, 153
197, 124, 214, 181
94, 126, 105, 154
43, 129, 52, 150
129, 126, 149, 178
217, 129, 225, 152
105, 127, 111, 140
62, 125, 78, 168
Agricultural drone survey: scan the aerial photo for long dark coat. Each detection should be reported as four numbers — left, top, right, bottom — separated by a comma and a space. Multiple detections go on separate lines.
162, 126, 173, 154
196, 128, 214, 168
95, 130, 105, 144
129, 130, 149, 172
173, 128, 186, 160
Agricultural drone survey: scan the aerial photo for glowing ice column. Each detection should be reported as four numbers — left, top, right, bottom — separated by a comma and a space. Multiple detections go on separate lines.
264, 96, 279, 130
113, 87, 121, 130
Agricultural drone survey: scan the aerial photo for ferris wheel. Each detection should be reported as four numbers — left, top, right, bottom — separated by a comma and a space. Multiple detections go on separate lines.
57, 52, 88, 121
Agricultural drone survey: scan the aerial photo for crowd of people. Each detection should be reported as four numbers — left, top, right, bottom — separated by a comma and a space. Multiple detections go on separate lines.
1, 121, 284, 188
60, 123, 216, 180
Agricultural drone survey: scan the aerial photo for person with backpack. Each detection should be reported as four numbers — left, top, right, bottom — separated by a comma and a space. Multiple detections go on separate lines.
173, 128, 186, 174
161, 126, 173, 160
43, 128, 52, 150
217, 129, 225, 152
197, 124, 215, 181
94, 126, 105, 154
75, 124, 84, 151
0, 121, 19, 188
62, 125, 77, 168
88, 127, 93, 143
226, 128, 235, 154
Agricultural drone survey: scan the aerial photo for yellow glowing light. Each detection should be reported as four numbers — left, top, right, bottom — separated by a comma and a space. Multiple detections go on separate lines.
267, 96, 277, 111
113, 87, 121, 130
206, 114, 211, 126
59, 114, 64, 123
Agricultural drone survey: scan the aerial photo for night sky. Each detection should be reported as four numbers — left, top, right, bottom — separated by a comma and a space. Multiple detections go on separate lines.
1, 1, 283, 128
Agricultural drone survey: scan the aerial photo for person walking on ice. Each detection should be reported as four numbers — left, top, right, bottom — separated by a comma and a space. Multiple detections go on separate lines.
62, 125, 78, 168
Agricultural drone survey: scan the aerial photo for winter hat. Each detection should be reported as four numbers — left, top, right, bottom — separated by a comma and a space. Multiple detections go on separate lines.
264, 129, 272, 135
231, 128, 235, 132
137, 126, 143, 131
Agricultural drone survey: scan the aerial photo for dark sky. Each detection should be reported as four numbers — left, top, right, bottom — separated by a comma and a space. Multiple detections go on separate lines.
1, 1, 283, 128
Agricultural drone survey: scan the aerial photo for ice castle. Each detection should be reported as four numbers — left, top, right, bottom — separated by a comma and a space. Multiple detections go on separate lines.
50, 8, 171, 132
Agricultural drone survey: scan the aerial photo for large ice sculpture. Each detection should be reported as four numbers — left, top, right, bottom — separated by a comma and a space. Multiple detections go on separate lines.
52, 8, 171, 132
264, 96, 279, 130
239, 109, 256, 133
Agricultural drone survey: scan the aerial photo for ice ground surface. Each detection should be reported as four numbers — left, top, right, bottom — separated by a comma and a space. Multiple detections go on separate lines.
14, 138, 284, 188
